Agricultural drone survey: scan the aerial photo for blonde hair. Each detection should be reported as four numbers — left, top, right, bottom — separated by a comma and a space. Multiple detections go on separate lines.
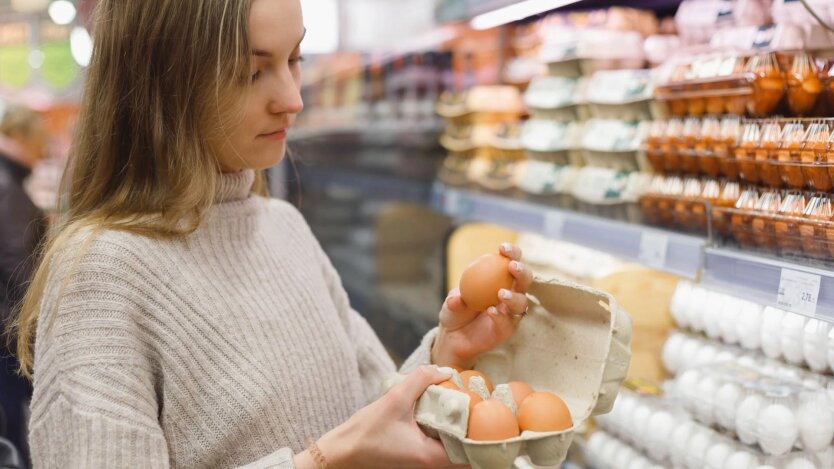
0, 105, 43, 140
14, 0, 267, 377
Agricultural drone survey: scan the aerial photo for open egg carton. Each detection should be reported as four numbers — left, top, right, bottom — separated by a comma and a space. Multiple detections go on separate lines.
583, 69, 659, 121
669, 281, 834, 374
599, 388, 834, 469
388, 279, 631, 469
669, 361, 834, 458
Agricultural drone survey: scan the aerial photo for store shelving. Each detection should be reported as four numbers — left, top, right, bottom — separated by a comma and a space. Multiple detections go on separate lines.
433, 183, 705, 279
434, 182, 834, 322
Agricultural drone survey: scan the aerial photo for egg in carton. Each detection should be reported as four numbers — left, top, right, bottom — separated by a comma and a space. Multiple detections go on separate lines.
388, 278, 631, 469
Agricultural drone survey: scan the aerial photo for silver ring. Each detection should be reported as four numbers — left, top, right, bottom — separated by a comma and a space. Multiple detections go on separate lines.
509, 306, 529, 319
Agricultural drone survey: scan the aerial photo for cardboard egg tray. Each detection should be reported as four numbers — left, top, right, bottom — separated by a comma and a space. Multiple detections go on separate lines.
388, 279, 632, 469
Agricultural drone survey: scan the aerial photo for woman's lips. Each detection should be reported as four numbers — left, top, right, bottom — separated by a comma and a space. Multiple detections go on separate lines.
259, 129, 287, 141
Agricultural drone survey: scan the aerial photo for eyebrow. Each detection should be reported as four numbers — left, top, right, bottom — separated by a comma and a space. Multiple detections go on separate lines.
252, 28, 307, 58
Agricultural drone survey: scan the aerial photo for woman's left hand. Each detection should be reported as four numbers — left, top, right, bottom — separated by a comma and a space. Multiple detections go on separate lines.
431, 243, 534, 370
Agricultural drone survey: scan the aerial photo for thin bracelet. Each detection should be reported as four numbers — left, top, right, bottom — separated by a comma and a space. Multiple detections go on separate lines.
306, 438, 327, 469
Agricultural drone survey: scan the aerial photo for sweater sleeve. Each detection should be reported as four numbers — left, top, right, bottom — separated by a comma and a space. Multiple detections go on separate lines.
29, 243, 172, 468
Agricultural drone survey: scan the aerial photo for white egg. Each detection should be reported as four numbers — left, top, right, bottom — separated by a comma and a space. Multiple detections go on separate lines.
587, 431, 608, 454
804, 319, 832, 373
737, 354, 759, 369
785, 458, 819, 469
671, 422, 696, 466
687, 430, 711, 469
704, 442, 732, 469
797, 393, 834, 452
715, 349, 737, 363
631, 404, 652, 444
719, 296, 742, 344
670, 281, 693, 327
697, 344, 720, 367
599, 437, 621, 463
696, 377, 719, 425
757, 403, 799, 455
723, 450, 760, 469
615, 445, 639, 467
662, 333, 685, 374
737, 394, 764, 445
761, 307, 786, 359
704, 291, 725, 339
687, 287, 709, 332
627, 457, 651, 469
677, 369, 702, 404
616, 394, 637, 431
680, 337, 701, 371
737, 301, 763, 350
715, 382, 743, 429
646, 411, 674, 461
780, 312, 808, 365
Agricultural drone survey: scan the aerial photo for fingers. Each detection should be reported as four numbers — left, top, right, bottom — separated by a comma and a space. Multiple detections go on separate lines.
499, 242, 522, 261
509, 260, 533, 293
486, 305, 517, 338
498, 288, 529, 316
396, 366, 454, 404
418, 436, 454, 468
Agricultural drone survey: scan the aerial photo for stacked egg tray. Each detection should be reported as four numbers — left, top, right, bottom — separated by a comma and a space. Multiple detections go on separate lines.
585, 430, 664, 469
597, 390, 834, 469
385, 279, 631, 469
670, 362, 834, 457
668, 282, 834, 375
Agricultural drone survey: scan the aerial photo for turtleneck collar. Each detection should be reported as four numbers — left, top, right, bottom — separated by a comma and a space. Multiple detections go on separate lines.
215, 169, 255, 203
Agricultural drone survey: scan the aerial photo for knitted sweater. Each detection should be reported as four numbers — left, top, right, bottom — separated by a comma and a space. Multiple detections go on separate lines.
29, 170, 436, 468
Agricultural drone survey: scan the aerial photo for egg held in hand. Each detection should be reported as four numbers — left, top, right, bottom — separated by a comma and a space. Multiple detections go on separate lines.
467, 399, 520, 441
459, 253, 514, 312
518, 392, 573, 432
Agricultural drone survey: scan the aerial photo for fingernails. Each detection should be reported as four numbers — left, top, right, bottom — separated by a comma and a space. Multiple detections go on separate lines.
499, 289, 513, 300
512, 261, 524, 272
487, 306, 499, 315
436, 367, 455, 376
501, 242, 513, 253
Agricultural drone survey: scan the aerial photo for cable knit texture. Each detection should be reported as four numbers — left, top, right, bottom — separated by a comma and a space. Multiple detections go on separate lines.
29, 170, 437, 468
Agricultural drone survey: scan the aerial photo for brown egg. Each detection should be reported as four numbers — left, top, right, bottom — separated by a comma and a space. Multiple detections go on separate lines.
508, 381, 535, 407
518, 392, 573, 432
450, 365, 466, 373
460, 370, 494, 394
755, 123, 783, 188
467, 400, 520, 441
801, 123, 831, 190
459, 253, 514, 312
787, 52, 822, 116
776, 122, 805, 189
463, 389, 483, 414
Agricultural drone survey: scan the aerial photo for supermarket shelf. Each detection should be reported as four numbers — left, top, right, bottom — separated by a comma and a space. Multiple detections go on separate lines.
289, 123, 442, 146
299, 166, 434, 203
433, 183, 705, 279
702, 247, 834, 322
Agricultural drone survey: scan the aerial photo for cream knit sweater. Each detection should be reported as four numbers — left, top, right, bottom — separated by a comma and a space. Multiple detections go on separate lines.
29, 170, 436, 468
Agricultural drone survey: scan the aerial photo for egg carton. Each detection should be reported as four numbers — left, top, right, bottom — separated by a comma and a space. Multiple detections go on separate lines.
669, 362, 834, 456
599, 389, 834, 469
386, 279, 631, 469
669, 281, 834, 374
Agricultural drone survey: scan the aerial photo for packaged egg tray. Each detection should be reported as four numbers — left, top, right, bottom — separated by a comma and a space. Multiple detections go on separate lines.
386, 279, 631, 469
668, 282, 834, 374
584, 430, 664, 469
598, 389, 834, 469
669, 362, 834, 456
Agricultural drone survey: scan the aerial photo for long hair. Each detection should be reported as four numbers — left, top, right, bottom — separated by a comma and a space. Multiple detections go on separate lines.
14, 0, 265, 377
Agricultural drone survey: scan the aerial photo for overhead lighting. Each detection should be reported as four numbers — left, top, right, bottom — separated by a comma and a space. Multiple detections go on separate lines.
48, 0, 77, 25
70, 26, 92, 67
470, 0, 581, 30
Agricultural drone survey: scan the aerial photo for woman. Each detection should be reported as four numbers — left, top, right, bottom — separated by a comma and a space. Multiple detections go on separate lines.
15, 1, 533, 468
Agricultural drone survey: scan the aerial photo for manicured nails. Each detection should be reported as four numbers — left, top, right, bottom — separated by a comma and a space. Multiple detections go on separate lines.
436, 367, 456, 376
499, 289, 513, 300
487, 306, 499, 315
512, 261, 524, 273
501, 242, 513, 253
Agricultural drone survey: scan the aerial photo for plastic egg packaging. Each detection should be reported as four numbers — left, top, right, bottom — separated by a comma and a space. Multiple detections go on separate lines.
385, 279, 631, 469
586, 430, 660, 469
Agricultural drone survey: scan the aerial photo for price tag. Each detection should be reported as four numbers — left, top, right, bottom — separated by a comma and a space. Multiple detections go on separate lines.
543, 211, 565, 239
638, 232, 669, 269
777, 268, 821, 316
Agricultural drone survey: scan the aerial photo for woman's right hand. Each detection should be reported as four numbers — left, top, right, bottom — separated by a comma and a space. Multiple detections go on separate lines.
295, 366, 464, 469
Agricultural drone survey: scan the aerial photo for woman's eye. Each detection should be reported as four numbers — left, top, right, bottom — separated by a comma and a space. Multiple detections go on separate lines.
251, 70, 262, 82
290, 55, 306, 65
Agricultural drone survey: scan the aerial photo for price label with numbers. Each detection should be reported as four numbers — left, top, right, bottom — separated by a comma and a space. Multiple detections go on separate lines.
777, 268, 821, 316
543, 211, 565, 239
638, 232, 669, 269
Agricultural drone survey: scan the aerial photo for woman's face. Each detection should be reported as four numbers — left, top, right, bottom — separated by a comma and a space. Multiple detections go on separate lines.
215, 0, 305, 173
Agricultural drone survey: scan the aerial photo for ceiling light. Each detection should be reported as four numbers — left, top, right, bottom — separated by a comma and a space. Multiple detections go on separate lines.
470, 0, 581, 31
70, 26, 92, 67
48, 0, 77, 26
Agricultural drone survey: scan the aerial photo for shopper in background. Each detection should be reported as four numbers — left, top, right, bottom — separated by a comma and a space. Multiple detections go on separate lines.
0, 104, 47, 463
14, 1, 533, 468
